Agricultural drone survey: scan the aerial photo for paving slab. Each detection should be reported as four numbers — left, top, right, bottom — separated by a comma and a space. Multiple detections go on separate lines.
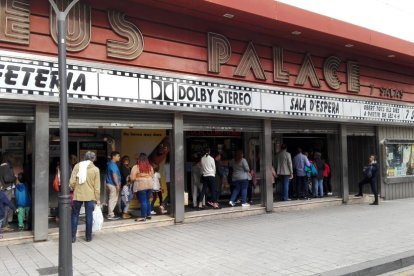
0, 199, 414, 275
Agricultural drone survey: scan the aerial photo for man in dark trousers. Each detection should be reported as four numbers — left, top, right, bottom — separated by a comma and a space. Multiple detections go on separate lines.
275, 144, 293, 201
293, 147, 311, 200
355, 154, 379, 205
0, 188, 16, 238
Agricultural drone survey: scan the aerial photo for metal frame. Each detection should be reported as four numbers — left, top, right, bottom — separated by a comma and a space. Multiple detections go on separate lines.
263, 119, 273, 211
173, 113, 185, 222
339, 125, 349, 203
33, 104, 49, 241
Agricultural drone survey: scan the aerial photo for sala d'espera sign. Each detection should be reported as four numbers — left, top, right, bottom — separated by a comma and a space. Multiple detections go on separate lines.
0, 0, 361, 95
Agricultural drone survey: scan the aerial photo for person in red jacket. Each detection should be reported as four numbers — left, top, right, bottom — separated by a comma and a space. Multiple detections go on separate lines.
323, 161, 332, 196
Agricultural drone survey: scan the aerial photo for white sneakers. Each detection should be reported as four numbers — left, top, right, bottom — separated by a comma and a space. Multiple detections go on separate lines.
229, 201, 250, 207
150, 210, 157, 215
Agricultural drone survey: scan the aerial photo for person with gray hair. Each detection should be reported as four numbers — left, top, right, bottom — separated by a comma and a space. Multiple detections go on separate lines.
69, 151, 101, 243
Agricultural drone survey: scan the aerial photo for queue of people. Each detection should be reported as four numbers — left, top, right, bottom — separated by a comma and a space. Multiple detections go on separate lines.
188, 147, 257, 209
275, 145, 333, 201
0, 143, 380, 241
103, 151, 168, 221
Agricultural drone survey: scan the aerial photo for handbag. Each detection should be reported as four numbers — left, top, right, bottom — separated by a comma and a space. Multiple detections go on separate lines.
134, 178, 153, 192
52, 167, 60, 192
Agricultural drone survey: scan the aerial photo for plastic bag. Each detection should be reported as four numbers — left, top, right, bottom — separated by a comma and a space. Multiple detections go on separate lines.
92, 205, 103, 232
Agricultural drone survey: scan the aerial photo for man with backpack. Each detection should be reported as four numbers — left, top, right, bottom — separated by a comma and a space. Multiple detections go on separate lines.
293, 148, 311, 200
0, 153, 16, 228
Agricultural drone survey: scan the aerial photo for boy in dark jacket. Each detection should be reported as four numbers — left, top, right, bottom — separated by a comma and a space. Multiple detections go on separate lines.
0, 187, 16, 237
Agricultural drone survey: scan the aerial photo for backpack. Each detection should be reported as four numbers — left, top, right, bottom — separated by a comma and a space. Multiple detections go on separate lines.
304, 165, 311, 177
310, 163, 318, 177
0, 163, 15, 185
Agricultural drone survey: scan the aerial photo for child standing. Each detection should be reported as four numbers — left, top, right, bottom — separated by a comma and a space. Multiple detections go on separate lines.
151, 164, 166, 215
15, 173, 31, 230
0, 187, 16, 238
120, 179, 132, 219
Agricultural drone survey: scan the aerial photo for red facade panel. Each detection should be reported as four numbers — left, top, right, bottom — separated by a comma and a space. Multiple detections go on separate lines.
0, 0, 412, 103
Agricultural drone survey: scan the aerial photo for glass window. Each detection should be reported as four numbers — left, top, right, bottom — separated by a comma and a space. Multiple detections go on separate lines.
385, 143, 414, 177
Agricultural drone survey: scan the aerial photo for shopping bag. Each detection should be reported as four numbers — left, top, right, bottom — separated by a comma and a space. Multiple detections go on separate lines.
92, 205, 103, 232
52, 167, 60, 192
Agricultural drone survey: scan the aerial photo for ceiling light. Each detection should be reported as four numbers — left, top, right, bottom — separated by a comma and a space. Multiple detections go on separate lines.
345, 44, 354, 48
291, 31, 302, 35
223, 13, 234, 18
387, 54, 396, 58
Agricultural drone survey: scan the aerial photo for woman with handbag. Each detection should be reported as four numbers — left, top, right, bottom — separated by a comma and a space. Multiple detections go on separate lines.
131, 153, 154, 221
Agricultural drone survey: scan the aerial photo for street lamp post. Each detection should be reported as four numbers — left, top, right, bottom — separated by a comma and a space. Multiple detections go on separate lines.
48, 1, 79, 275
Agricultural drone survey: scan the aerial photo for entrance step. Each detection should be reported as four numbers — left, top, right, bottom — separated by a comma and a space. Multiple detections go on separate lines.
2, 197, 374, 245
0, 215, 175, 246
273, 197, 343, 212
348, 194, 379, 205
185, 205, 266, 223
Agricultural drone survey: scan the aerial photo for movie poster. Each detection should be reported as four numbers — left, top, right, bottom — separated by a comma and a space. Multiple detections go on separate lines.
121, 129, 170, 208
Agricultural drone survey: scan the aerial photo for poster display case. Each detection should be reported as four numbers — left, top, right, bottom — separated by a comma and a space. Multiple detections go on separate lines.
384, 141, 414, 178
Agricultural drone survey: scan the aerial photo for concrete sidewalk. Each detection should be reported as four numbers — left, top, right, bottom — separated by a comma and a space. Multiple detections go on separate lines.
1, 198, 414, 275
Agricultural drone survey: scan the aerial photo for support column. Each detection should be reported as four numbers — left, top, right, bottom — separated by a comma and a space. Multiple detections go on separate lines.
339, 125, 349, 203
33, 104, 49, 241
375, 126, 384, 199
173, 113, 184, 223
263, 119, 273, 212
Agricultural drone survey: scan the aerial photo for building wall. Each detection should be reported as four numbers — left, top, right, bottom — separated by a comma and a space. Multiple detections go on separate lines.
378, 126, 414, 200
0, 0, 412, 103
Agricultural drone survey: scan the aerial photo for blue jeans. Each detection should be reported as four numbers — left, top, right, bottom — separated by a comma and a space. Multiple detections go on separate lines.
137, 189, 152, 218
313, 178, 324, 197
281, 175, 290, 201
72, 200, 95, 241
230, 179, 248, 204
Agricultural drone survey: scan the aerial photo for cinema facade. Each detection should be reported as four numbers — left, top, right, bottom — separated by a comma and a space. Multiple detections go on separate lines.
0, 0, 413, 241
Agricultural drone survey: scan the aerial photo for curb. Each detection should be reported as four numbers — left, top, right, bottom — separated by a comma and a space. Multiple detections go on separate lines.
319, 249, 414, 276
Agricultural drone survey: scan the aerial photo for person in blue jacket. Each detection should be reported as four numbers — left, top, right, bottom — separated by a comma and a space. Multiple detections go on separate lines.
15, 173, 31, 230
